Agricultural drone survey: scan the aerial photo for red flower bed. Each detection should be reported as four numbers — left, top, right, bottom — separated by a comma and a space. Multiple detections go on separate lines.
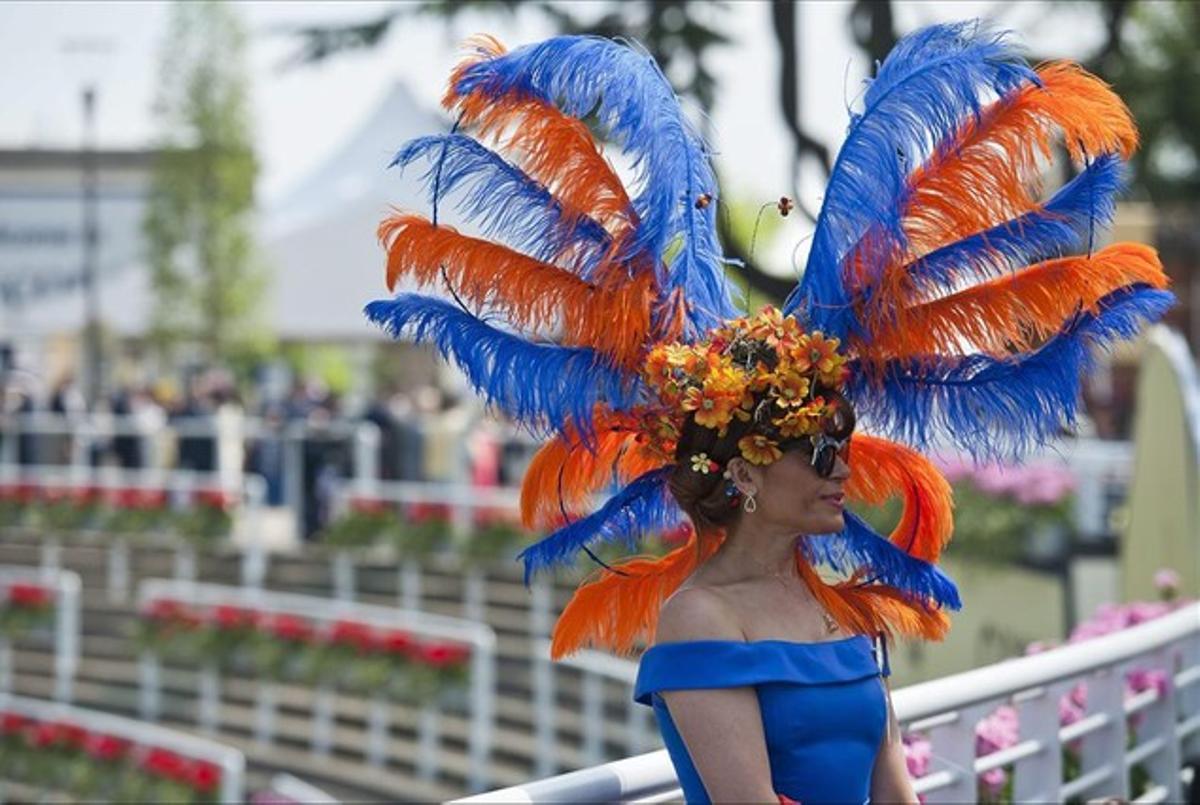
0, 710, 222, 801
7, 581, 52, 609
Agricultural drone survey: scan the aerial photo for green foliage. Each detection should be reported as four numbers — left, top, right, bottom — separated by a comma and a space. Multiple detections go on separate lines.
143, 1, 269, 364
1105, 0, 1200, 201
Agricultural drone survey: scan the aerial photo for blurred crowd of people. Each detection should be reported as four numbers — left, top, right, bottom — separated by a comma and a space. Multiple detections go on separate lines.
0, 367, 537, 539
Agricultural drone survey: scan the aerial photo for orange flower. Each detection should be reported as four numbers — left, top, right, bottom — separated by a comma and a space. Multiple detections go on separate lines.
749, 306, 801, 349
683, 386, 736, 430
805, 332, 842, 376
738, 434, 782, 465
644, 349, 674, 390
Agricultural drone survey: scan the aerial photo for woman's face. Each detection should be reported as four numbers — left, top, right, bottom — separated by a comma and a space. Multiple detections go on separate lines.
732, 440, 851, 535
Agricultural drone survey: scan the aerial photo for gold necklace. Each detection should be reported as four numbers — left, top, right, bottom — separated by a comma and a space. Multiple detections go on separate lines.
751, 559, 840, 636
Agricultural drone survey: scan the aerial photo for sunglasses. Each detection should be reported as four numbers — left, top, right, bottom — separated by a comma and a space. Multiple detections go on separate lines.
783, 433, 851, 478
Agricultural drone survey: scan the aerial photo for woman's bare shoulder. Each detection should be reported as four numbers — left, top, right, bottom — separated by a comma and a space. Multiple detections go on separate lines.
655, 583, 746, 646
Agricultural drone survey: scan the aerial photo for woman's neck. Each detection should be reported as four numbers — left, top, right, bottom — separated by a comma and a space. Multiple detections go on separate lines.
708, 519, 802, 583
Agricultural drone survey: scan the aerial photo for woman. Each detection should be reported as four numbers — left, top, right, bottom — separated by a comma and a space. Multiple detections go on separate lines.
636, 394, 916, 803
367, 19, 1171, 802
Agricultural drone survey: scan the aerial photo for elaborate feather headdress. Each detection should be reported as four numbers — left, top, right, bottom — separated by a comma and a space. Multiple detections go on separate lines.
367, 22, 1173, 657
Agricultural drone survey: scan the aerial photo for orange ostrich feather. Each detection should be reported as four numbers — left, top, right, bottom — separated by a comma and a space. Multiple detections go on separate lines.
550, 528, 722, 659
852, 61, 1139, 315
796, 559, 951, 643
863, 243, 1168, 361
379, 214, 655, 368
443, 36, 636, 246
902, 61, 1138, 260
520, 409, 667, 529
843, 434, 954, 563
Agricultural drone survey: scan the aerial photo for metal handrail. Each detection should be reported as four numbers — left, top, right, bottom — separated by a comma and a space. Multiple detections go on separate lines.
455, 602, 1200, 803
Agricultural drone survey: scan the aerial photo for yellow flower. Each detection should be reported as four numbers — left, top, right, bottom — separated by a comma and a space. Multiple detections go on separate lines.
772, 372, 811, 408
777, 400, 825, 438
644, 348, 674, 390
738, 434, 782, 466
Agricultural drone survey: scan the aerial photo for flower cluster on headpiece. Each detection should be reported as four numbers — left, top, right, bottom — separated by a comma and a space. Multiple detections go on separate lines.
638, 306, 850, 468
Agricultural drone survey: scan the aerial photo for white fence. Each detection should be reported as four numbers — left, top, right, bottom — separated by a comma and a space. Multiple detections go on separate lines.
0, 692, 245, 803
0, 566, 79, 703
134, 578, 497, 792
0, 464, 267, 595
457, 601, 1200, 803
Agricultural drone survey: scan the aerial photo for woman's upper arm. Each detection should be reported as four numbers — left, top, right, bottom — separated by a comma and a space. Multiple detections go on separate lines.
654, 589, 778, 803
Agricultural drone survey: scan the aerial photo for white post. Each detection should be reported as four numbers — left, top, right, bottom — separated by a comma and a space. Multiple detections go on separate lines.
582, 670, 604, 767
924, 705, 986, 804
107, 539, 130, 602
333, 551, 355, 602
417, 702, 439, 781
255, 680, 276, 746
139, 652, 161, 721
174, 542, 197, 582
1180, 633, 1200, 759
198, 663, 220, 734
53, 573, 80, 703
400, 559, 421, 611
1013, 685, 1065, 801
311, 683, 335, 756
41, 537, 61, 574
366, 692, 389, 767
1138, 649, 1181, 800
531, 579, 556, 778
463, 566, 485, 623
1079, 666, 1130, 800
0, 638, 11, 695
469, 643, 495, 793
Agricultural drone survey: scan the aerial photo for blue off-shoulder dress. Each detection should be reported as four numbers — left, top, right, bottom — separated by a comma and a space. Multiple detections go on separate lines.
634, 635, 890, 804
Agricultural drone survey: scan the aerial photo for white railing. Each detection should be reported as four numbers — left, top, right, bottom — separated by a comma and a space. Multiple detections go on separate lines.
0, 412, 382, 538
0, 464, 267, 594
0, 692, 245, 803
0, 566, 80, 703
324, 479, 522, 609
135, 578, 497, 792
456, 602, 1200, 803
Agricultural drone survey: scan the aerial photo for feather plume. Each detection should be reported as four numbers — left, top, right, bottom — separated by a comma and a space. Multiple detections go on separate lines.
443, 40, 637, 243
391, 134, 612, 275
844, 435, 954, 562
900, 61, 1138, 259
379, 214, 654, 367
804, 511, 961, 610
449, 35, 736, 337
364, 294, 639, 438
862, 152, 1126, 334
520, 410, 666, 529
517, 466, 680, 583
795, 553, 951, 642
865, 243, 1167, 360
550, 528, 723, 658
784, 21, 1036, 338
845, 286, 1176, 459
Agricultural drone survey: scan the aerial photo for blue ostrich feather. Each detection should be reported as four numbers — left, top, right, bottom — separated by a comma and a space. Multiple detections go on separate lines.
845, 286, 1176, 460
804, 511, 962, 610
364, 294, 640, 439
784, 20, 1037, 339
516, 466, 681, 584
898, 153, 1126, 301
392, 134, 612, 277
451, 35, 737, 338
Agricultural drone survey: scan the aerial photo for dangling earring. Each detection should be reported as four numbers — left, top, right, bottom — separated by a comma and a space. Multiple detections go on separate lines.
742, 491, 757, 514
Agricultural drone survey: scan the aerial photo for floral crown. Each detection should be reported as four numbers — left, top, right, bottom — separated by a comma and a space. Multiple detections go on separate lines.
638, 306, 850, 470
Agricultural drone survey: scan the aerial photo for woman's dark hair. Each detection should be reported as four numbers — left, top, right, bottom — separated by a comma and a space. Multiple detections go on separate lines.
666, 387, 856, 543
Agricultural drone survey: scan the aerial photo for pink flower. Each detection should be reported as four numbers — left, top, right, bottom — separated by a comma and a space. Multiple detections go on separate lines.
1153, 569, 1181, 599
903, 734, 932, 778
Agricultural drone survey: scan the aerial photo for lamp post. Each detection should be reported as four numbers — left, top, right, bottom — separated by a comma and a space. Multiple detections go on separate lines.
81, 84, 102, 406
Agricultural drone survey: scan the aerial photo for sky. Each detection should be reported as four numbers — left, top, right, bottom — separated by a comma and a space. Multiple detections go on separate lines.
0, 1, 1104, 224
